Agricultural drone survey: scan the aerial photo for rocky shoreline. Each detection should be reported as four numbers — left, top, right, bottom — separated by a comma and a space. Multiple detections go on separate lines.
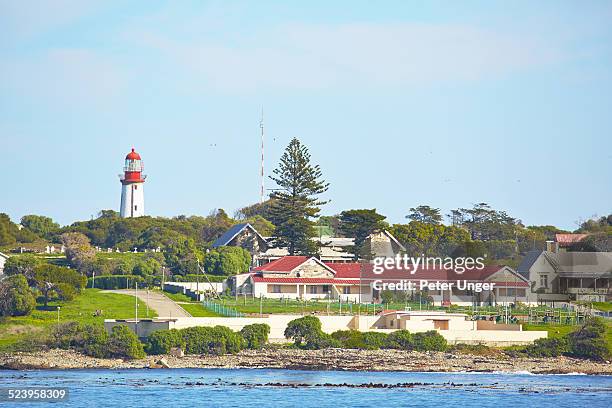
1, 348, 610, 374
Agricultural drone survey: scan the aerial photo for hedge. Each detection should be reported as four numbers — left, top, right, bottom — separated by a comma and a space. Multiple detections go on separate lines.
87, 275, 158, 289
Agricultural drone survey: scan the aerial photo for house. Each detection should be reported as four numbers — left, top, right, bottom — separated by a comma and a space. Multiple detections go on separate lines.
518, 250, 612, 302
545, 233, 590, 252
232, 255, 531, 306
212, 223, 406, 265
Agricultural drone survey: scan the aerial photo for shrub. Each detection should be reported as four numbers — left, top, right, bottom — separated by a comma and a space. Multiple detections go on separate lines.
331, 330, 365, 349
0, 274, 36, 317
526, 337, 571, 357
107, 325, 145, 359
569, 318, 611, 361
180, 326, 244, 355
241, 324, 270, 349
284, 316, 322, 347
362, 332, 388, 350
146, 329, 185, 355
412, 331, 448, 352
47, 322, 109, 358
87, 275, 149, 290
385, 330, 413, 350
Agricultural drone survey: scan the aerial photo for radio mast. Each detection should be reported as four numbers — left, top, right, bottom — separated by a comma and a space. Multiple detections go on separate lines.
260, 107, 265, 203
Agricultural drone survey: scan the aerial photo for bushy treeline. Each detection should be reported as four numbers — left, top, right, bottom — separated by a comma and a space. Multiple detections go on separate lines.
145, 324, 271, 355
283, 316, 448, 351
14, 322, 146, 360
525, 318, 611, 361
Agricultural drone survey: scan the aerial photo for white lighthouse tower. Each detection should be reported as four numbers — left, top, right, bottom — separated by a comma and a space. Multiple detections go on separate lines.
119, 148, 146, 218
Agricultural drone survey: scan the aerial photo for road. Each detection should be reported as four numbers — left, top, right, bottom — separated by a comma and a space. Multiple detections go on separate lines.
103, 289, 191, 318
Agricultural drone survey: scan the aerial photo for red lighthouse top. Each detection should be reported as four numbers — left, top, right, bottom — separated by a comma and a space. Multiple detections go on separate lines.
120, 147, 146, 184
125, 148, 141, 161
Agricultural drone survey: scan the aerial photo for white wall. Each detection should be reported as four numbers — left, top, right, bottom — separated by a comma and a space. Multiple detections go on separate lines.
120, 182, 145, 218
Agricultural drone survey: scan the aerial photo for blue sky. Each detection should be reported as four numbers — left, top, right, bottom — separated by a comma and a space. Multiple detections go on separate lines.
1, 1, 611, 230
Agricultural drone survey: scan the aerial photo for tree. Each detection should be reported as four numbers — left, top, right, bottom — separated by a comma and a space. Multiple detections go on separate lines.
107, 325, 145, 359
20, 215, 60, 239
268, 138, 329, 255
33, 264, 87, 306
338, 209, 387, 260
284, 316, 323, 347
3, 254, 41, 281
0, 275, 36, 317
0, 213, 38, 245
407, 205, 442, 224
203, 247, 251, 276
163, 237, 201, 276
61, 232, 96, 274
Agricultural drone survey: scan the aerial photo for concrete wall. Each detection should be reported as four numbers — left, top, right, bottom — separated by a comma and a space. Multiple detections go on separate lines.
120, 182, 145, 218
105, 312, 547, 346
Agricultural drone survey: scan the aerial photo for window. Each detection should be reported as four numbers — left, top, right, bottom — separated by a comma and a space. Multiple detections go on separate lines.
134, 185, 138, 190
309, 286, 317, 294
322, 285, 330, 293
343, 286, 351, 295
540, 275, 548, 288
270, 285, 281, 293
134, 205, 138, 211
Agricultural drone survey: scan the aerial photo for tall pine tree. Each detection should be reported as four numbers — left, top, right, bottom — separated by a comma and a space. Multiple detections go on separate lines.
269, 138, 329, 255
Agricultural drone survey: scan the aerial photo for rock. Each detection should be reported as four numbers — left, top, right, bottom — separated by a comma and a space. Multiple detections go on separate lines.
169, 347, 184, 358
157, 358, 170, 368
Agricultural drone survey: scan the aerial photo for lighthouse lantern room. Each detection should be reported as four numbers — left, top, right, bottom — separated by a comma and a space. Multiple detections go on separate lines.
119, 148, 146, 218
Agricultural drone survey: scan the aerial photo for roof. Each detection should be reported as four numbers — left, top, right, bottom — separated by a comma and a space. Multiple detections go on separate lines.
211, 223, 266, 248
517, 250, 543, 278
555, 233, 588, 246
125, 148, 141, 160
251, 276, 358, 284
252, 255, 337, 275
520, 251, 612, 278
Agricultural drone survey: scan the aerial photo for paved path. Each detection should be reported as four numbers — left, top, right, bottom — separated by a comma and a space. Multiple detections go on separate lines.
104, 290, 191, 318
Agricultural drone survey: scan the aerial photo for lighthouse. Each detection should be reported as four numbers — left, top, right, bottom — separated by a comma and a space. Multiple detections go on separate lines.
119, 148, 146, 218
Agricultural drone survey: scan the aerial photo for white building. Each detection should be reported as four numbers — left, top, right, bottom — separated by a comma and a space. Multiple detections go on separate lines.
119, 148, 146, 218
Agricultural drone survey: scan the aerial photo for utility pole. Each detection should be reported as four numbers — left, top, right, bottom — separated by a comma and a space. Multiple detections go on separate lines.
135, 282, 139, 337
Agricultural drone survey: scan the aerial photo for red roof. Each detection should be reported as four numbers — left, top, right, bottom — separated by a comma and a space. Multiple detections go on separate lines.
126, 148, 142, 160
252, 256, 312, 272
325, 262, 513, 281
251, 276, 358, 284
555, 233, 588, 246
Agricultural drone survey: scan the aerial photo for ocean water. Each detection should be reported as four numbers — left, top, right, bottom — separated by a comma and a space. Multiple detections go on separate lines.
1, 369, 611, 407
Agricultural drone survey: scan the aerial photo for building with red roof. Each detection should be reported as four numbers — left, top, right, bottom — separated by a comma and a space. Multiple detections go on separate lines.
233, 255, 530, 306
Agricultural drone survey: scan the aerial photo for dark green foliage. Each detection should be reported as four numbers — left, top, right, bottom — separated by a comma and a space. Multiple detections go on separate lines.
179, 326, 245, 355
284, 316, 322, 347
525, 318, 610, 361
203, 247, 251, 276
362, 331, 389, 350
145, 329, 185, 355
0, 213, 39, 245
331, 330, 365, 349
107, 325, 146, 359
240, 323, 270, 349
33, 264, 87, 306
3, 254, 42, 279
0, 274, 36, 317
411, 331, 448, 352
338, 209, 387, 260
385, 330, 413, 350
284, 316, 339, 349
526, 337, 571, 357
47, 322, 109, 358
407, 205, 443, 225
87, 275, 152, 289
568, 318, 611, 361
20, 215, 60, 240
268, 138, 329, 255
171, 274, 226, 283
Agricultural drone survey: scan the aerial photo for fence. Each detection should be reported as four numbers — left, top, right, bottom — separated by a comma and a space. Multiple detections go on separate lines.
202, 300, 244, 317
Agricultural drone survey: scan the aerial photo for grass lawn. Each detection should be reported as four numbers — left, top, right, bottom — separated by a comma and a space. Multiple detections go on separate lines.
591, 302, 612, 312
179, 303, 221, 317
0, 289, 156, 352
161, 290, 198, 303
